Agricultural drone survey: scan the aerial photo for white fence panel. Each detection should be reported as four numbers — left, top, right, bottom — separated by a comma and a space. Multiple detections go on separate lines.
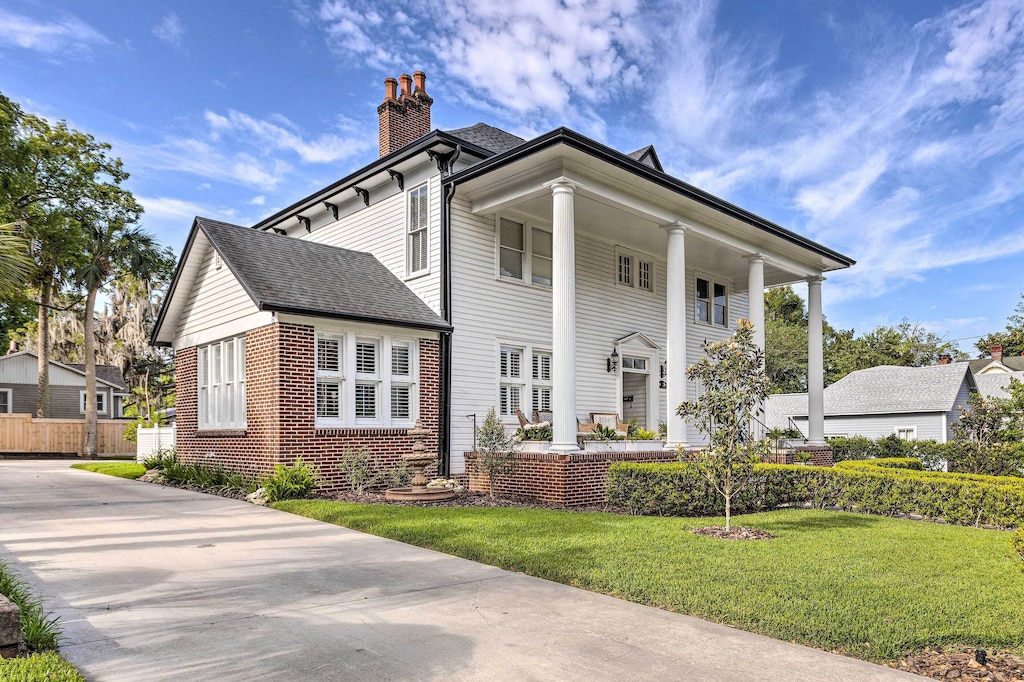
136, 425, 176, 462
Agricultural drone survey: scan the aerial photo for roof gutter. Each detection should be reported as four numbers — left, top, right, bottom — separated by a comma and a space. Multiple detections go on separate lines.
444, 127, 856, 268
263, 303, 452, 334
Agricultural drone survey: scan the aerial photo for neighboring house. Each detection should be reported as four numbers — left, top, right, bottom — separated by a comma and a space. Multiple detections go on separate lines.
969, 345, 1024, 375
0, 351, 129, 419
152, 71, 854, 490
766, 363, 977, 443
974, 371, 1024, 401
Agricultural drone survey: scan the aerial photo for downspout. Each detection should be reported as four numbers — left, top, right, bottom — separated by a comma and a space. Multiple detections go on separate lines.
438, 179, 455, 476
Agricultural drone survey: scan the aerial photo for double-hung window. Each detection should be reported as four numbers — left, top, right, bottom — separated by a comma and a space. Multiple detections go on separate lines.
695, 276, 728, 327
354, 339, 379, 421
499, 346, 524, 417
407, 184, 429, 276
531, 351, 552, 414
0, 388, 11, 414
390, 341, 414, 422
79, 391, 107, 414
316, 336, 344, 420
198, 336, 247, 429
497, 217, 552, 287
616, 247, 654, 292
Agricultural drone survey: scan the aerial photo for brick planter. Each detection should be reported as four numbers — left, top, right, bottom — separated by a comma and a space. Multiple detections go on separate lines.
465, 450, 678, 507
767, 445, 834, 467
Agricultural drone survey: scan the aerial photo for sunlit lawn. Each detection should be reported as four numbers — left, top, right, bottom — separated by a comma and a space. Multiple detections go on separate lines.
274, 501, 1024, 662
70, 461, 145, 479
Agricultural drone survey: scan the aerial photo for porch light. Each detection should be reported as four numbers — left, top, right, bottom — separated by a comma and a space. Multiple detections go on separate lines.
606, 348, 619, 373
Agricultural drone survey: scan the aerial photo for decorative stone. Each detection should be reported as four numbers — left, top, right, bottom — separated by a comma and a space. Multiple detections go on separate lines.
246, 487, 269, 506
0, 595, 21, 659
385, 420, 456, 501
139, 469, 167, 484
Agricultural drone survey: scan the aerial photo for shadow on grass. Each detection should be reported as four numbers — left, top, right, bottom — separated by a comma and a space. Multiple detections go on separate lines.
748, 509, 883, 534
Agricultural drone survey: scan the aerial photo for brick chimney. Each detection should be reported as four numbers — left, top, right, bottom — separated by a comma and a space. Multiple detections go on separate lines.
990, 345, 1004, 362
937, 353, 951, 365
378, 70, 433, 157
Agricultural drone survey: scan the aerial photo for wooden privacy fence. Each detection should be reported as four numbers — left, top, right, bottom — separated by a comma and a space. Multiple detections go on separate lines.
0, 414, 134, 457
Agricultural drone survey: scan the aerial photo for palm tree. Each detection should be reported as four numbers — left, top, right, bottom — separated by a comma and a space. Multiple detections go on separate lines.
77, 219, 169, 458
0, 221, 31, 299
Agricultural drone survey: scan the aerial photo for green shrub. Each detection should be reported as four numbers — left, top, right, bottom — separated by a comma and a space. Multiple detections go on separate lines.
160, 456, 255, 493
337, 448, 382, 494
835, 458, 923, 471
261, 458, 318, 502
142, 448, 176, 470
0, 562, 62, 652
946, 441, 1024, 477
607, 460, 1024, 528
826, 436, 1024, 477
516, 424, 552, 441
1013, 528, 1024, 573
0, 651, 85, 681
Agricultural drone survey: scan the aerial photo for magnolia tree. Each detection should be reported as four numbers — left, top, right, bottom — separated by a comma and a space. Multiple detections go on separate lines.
473, 408, 519, 498
677, 319, 772, 531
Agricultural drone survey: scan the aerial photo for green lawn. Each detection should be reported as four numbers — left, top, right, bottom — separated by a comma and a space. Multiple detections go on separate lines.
274, 501, 1024, 662
70, 462, 145, 479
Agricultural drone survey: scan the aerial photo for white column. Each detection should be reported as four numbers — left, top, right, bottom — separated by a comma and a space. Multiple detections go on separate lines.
746, 255, 766, 355
807, 275, 825, 445
664, 223, 688, 450
549, 179, 579, 452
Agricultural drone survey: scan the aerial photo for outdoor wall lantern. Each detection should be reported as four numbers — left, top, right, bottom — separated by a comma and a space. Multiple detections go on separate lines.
606, 348, 619, 373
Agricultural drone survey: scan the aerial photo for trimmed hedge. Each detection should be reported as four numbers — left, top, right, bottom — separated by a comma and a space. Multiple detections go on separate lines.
835, 458, 922, 471
827, 435, 1024, 477
1014, 528, 1024, 572
607, 459, 1024, 528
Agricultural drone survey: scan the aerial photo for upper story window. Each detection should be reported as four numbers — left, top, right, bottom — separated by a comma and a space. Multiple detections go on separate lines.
616, 247, 654, 293
198, 335, 247, 429
315, 332, 418, 428
497, 217, 552, 287
407, 184, 429, 276
695, 276, 728, 327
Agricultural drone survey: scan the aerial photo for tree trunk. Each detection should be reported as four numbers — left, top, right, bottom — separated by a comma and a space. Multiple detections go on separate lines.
82, 286, 98, 459
724, 492, 731, 532
36, 277, 51, 417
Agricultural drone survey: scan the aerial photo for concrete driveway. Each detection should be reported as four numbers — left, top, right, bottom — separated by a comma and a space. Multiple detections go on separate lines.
0, 460, 921, 681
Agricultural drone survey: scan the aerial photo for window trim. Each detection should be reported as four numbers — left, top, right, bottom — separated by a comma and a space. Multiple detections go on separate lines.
894, 426, 918, 441
615, 246, 655, 294
694, 272, 730, 328
79, 391, 107, 415
197, 335, 247, 430
0, 388, 12, 414
496, 342, 553, 425
494, 214, 553, 289
406, 183, 430, 279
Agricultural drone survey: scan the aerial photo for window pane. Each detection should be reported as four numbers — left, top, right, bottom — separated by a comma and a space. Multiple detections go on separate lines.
355, 383, 377, 418
198, 347, 208, 386
500, 385, 520, 415
696, 278, 710, 300
96, 393, 105, 412
697, 301, 709, 322
392, 344, 410, 376
714, 283, 727, 326
618, 254, 632, 285
532, 353, 551, 381
391, 384, 411, 419
0, 392, 8, 412
211, 345, 222, 384
225, 342, 235, 383
531, 255, 551, 286
499, 218, 524, 250
318, 338, 340, 373
415, 186, 428, 229
411, 229, 428, 272
317, 382, 340, 418
238, 338, 246, 381
499, 247, 523, 279
501, 348, 521, 378
532, 387, 551, 412
638, 261, 651, 290
356, 341, 377, 374
532, 228, 552, 258
714, 303, 727, 326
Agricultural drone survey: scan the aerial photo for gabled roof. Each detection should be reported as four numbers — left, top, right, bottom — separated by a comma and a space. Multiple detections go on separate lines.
0, 351, 125, 389
975, 371, 1024, 400
627, 145, 663, 172
614, 331, 660, 349
969, 356, 1024, 373
152, 218, 451, 345
446, 123, 525, 154
766, 362, 975, 421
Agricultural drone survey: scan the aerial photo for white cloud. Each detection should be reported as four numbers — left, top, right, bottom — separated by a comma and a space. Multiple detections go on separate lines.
249, 195, 266, 205
139, 196, 214, 222
0, 8, 109, 54
153, 13, 184, 48
202, 109, 372, 163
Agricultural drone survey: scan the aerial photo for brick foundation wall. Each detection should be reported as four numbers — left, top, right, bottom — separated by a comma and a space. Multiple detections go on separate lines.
465, 450, 678, 507
767, 445, 835, 467
177, 322, 442, 492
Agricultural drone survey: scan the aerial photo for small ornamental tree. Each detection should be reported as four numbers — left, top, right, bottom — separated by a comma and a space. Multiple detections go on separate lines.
473, 407, 519, 498
676, 319, 772, 531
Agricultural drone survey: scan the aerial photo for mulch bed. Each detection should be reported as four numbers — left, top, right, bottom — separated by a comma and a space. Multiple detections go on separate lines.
691, 526, 777, 540
891, 647, 1024, 681
325, 489, 631, 513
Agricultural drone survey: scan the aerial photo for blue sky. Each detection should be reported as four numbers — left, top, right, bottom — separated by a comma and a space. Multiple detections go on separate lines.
2, 0, 1022, 354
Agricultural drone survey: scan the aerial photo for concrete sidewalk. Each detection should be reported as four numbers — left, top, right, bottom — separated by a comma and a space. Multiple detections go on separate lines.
0, 460, 921, 681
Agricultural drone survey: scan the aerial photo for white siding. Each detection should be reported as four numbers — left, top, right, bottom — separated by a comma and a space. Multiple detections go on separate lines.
0, 354, 87, 386
447, 199, 749, 471
175, 244, 272, 349
301, 163, 442, 314
792, 413, 946, 442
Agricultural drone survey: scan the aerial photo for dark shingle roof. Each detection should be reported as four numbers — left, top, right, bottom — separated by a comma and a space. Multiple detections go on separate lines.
446, 123, 525, 154
627, 145, 663, 171
969, 356, 1024, 373
197, 218, 450, 332
66, 363, 127, 390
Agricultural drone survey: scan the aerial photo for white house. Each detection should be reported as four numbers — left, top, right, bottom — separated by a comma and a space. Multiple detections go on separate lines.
151, 71, 854, 499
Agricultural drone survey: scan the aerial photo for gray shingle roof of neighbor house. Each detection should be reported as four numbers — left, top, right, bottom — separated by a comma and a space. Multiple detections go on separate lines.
445, 123, 526, 154
974, 371, 1024, 400
65, 364, 128, 391
969, 356, 1024, 373
765, 362, 974, 424
193, 217, 452, 333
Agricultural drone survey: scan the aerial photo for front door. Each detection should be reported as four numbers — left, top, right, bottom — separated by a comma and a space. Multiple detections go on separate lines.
621, 368, 648, 427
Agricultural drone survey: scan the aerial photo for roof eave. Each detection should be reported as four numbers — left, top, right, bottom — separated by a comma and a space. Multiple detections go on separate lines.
263, 302, 452, 334
445, 127, 855, 268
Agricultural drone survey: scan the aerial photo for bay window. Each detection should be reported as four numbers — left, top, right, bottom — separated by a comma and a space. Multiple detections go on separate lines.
198, 335, 247, 429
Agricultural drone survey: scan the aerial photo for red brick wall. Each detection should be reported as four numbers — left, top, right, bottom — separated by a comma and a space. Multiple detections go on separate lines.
377, 94, 432, 157
768, 445, 835, 467
465, 450, 679, 507
176, 322, 442, 492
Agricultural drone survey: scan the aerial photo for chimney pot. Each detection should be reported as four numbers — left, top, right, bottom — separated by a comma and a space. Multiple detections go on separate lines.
991, 345, 1004, 362
384, 77, 398, 101
399, 74, 413, 97
378, 71, 433, 158
413, 70, 426, 92
938, 354, 951, 365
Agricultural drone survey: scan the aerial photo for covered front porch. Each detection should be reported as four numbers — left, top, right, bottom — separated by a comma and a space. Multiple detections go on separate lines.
448, 135, 849, 455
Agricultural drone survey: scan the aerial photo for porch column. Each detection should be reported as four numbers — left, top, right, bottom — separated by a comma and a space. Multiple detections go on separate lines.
807, 275, 825, 445
549, 179, 579, 452
664, 222, 688, 450
746, 254, 766, 354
